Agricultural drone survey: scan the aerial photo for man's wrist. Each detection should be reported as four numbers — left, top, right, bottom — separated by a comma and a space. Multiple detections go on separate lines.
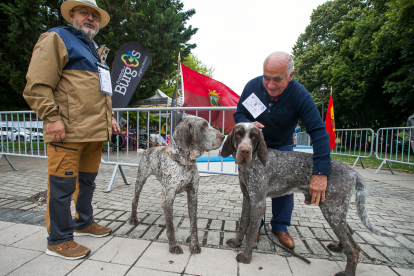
46, 115, 62, 122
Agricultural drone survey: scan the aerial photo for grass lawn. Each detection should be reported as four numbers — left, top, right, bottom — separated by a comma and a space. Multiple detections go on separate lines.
2, 141, 46, 150
331, 153, 414, 173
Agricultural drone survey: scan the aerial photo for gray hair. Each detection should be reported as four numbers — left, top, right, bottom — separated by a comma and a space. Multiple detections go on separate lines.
263, 51, 294, 78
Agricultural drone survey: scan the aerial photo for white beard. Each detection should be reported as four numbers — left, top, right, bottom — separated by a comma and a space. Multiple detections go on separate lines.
73, 19, 99, 40
81, 23, 99, 39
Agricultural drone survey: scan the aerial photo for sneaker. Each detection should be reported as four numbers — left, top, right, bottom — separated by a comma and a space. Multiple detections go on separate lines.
74, 222, 112, 237
46, 240, 90, 260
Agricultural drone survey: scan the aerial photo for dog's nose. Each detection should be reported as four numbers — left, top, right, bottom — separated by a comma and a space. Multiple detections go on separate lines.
219, 133, 225, 141
240, 147, 250, 156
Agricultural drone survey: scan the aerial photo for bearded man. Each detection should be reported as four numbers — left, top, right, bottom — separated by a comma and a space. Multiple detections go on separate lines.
23, 0, 120, 260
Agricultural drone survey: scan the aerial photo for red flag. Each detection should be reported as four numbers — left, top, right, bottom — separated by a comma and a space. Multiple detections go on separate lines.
180, 64, 240, 132
325, 94, 336, 150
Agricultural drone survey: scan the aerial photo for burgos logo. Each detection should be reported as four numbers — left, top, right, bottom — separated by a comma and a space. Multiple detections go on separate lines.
121, 51, 139, 67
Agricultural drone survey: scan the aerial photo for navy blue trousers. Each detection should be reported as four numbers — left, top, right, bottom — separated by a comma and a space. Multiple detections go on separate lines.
269, 145, 295, 232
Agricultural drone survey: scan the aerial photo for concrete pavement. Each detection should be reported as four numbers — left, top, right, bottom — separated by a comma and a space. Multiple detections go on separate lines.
1, 153, 414, 275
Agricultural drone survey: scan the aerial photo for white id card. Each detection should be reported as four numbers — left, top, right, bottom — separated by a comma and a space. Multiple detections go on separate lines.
242, 93, 267, 118
96, 63, 113, 96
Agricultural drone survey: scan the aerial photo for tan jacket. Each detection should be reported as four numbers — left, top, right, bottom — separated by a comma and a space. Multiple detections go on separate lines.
23, 25, 114, 143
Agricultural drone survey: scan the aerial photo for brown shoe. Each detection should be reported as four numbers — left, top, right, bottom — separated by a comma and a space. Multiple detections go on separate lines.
46, 240, 90, 260
272, 229, 295, 249
74, 222, 112, 237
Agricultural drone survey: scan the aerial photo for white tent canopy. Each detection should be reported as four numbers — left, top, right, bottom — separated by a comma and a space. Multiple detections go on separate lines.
136, 89, 172, 107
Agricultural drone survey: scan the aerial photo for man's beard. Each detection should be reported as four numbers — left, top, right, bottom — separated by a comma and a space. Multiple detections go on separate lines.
73, 19, 99, 39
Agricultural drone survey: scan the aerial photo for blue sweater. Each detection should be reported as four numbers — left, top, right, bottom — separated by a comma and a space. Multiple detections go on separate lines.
234, 76, 331, 176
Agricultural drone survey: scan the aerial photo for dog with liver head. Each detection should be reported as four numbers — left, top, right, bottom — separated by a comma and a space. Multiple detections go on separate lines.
129, 116, 225, 254
221, 122, 396, 276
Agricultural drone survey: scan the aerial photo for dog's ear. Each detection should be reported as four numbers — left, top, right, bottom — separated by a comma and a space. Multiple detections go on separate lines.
173, 117, 191, 151
221, 129, 234, 158
257, 131, 268, 166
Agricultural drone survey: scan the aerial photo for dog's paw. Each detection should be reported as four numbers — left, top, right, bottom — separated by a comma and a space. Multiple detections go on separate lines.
169, 244, 184, 254
236, 252, 252, 264
327, 242, 343, 252
128, 216, 139, 226
334, 271, 347, 276
226, 238, 242, 248
189, 243, 201, 254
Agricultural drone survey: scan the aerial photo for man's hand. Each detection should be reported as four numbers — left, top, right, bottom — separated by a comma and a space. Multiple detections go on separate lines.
252, 121, 264, 131
112, 119, 121, 134
47, 120, 66, 142
309, 175, 327, 205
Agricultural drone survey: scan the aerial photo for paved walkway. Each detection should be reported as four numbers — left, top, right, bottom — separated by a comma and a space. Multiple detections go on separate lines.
1, 153, 414, 275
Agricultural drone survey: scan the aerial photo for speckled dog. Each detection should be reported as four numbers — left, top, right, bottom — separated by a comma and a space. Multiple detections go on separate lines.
221, 123, 396, 276
129, 117, 225, 254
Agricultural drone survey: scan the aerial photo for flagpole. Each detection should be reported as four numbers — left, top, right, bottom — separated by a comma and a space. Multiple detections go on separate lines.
173, 53, 181, 132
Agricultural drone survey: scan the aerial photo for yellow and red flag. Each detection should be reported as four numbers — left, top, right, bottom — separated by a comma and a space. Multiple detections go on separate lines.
325, 93, 336, 150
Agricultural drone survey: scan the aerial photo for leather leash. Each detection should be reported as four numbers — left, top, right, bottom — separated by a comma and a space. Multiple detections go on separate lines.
263, 213, 311, 264
108, 133, 152, 148
109, 134, 310, 265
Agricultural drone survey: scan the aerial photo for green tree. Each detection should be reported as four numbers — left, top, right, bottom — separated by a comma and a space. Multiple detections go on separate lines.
0, 0, 197, 111
98, 0, 198, 102
0, 0, 65, 112
373, 0, 414, 117
158, 54, 215, 98
293, 0, 414, 129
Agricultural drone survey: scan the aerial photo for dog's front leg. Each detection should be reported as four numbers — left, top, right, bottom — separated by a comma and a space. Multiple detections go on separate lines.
129, 160, 151, 225
236, 198, 265, 264
162, 189, 183, 254
227, 193, 250, 248
187, 182, 201, 254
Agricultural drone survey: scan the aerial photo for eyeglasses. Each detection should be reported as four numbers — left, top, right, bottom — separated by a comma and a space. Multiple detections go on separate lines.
263, 75, 284, 83
72, 8, 101, 22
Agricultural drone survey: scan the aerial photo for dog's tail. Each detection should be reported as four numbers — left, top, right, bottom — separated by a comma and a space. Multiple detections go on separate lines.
355, 174, 397, 237
138, 149, 146, 154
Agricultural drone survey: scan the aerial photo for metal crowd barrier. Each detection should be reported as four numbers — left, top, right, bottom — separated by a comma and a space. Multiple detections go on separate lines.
2, 109, 413, 187
83, 107, 239, 192
0, 108, 238, 192
331, 128, 375, 168
0, 111, 46, 171
375, 127, 413, 174
294, 131, 311, 146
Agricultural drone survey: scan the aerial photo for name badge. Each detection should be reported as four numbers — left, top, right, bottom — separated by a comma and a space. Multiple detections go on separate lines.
242, 93, 267, 118
96, 62, 112, 96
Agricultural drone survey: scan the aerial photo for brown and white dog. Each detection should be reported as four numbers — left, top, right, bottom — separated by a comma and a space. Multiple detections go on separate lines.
129, 117, 225, 254
221, 122, 396, 276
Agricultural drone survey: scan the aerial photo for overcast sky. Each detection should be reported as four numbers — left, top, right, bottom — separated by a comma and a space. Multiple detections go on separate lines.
181, 0, 328, 95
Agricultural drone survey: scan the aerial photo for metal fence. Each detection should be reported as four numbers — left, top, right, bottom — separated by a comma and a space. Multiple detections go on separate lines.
331, 128, 375, 168
375, 127, 413, 174
294, 132, 311, 146
1, 111, 46, 170
1, 107, 238, 192
2, 109, 414, 187
101, 107, 239, 191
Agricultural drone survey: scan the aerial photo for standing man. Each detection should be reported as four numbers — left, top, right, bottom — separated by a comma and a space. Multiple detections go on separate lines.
234, 51, 331, 249
23, 0, 120, 260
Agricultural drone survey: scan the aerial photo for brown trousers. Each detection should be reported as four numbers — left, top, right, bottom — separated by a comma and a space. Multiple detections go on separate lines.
46, 141, 103, 245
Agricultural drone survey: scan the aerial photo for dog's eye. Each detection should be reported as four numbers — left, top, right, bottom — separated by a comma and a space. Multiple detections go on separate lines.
236, 133, 241, 137
251, 136, 256, 140
202, 124, 207, 129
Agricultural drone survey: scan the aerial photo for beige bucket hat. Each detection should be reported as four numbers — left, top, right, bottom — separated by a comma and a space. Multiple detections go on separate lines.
61, 0, 110, 28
